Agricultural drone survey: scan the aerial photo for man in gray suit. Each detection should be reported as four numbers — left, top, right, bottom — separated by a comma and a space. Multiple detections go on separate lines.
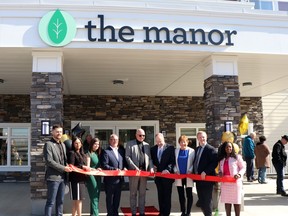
43, 124, 72, 216
126, 128, 153, 216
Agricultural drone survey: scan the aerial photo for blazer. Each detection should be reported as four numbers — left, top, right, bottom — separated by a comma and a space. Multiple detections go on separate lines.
68, 150, 87, 183
125, 139, 153, 171
102, 146, 127, 184
43, 138, 68, 182
174, 147, 195, 187
151, 144, 175, 183
193, 143, 218, 177
219, 154, 246, 181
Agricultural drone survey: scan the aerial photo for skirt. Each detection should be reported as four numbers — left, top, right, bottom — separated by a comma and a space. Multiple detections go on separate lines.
220, 180, 243, 204
69, 181, 85, 200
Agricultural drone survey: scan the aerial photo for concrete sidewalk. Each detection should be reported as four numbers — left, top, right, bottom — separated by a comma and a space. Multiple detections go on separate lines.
0, 178, 287, 216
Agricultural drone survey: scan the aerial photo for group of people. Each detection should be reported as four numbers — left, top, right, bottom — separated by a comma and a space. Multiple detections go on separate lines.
242, 132, 288, 197
43, 124, 287, 216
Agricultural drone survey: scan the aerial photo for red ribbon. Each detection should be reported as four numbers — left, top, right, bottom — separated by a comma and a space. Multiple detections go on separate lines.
69, 165, 235, 183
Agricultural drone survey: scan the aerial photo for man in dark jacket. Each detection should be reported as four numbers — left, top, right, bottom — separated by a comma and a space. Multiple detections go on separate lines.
150, 133, 175, 216
43, 124, 72, 216
272, 135, 288, 196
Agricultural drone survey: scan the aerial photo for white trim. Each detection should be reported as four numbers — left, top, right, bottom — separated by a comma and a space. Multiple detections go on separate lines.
0, 123, 31, 171
175, 123, 205, 147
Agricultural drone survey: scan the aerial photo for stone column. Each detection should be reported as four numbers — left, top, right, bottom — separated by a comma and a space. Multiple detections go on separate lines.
30, 51, 63, 215
203, 55, 241, 148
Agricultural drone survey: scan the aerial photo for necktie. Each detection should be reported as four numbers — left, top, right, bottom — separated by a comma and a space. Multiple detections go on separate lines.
194, 147, 203, 174
157, 147, 163, 162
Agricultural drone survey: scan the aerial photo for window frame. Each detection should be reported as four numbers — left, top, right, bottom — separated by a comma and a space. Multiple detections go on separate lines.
0, 123, 31, 172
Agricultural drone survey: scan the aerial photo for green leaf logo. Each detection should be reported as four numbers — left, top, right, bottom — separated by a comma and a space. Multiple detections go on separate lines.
39, 9, 76, 47
48, 9, 67, 44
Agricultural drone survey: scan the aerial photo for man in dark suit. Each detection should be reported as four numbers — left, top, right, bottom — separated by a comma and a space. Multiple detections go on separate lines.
43, 124, 72, 216
126, 128, 154, 216
150, 133, 175, 216
102, 134, 127, 216
193, 131, 218, 216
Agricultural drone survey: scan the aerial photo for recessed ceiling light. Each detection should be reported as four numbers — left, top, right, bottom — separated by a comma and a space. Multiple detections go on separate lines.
242, 82, 252, 87
113, 80, 124, 85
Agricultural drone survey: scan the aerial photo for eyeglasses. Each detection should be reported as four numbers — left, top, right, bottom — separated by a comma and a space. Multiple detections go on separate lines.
137, 134, 145, 137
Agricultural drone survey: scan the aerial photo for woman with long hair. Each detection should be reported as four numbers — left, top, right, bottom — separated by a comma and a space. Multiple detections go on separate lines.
218, 141, 246, 216
68, 136, 90, 216
86, 138, 102, 216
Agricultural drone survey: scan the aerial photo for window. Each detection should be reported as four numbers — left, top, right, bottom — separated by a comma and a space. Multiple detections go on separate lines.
0, 123, 30, 171
278, 1, 288, 11
176, 123, 206, 150
251, 0, 273, 10
72, 120, 159, 150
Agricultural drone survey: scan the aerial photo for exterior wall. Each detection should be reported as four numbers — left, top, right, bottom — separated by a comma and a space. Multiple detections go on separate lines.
63, 95, 205, 146
0, 94, 263, 142
262, 91, 288, 148
0, 95, 30, 122
0, 94, 264, 181
240, 96, 264, 136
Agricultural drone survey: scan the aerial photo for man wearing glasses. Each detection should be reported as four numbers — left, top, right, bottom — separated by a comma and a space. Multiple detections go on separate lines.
125, 128, 153, 216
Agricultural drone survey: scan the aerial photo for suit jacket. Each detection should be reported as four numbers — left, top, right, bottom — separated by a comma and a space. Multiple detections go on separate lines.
193, 143, 218, 177
219, 154, 246, 181
125, 139, 153, 171
68, 150, 87, 183
174, 147, 195, 187
43, 138, 68, 181
151, 144, 175, 183
102, 146, 127, 184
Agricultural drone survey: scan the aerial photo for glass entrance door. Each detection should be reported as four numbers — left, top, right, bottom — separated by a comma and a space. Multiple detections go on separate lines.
72, 120, 159, 149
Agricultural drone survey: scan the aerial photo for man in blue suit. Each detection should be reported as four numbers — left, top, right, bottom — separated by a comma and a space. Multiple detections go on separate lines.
150, 133, 175, 216
193, 131, 218, 216
102, 134, 127, 216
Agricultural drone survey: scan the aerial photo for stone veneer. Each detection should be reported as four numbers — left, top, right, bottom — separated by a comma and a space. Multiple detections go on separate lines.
30, 72, 64, 202
204, 75, 241, 147
0, 94, 262, 185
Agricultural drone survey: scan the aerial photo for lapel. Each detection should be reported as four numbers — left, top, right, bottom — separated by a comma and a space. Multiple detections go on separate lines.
52, 142, 62, 162
109, 146, 119, 162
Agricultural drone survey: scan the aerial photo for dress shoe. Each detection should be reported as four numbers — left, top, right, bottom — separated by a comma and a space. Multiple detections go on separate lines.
247, 179, 253, 182
281, 192, 288, 197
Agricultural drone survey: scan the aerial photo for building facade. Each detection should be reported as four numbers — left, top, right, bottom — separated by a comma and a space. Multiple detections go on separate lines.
0, 0, 288, 214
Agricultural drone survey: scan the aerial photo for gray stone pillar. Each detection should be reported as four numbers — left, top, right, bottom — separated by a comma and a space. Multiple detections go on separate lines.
203, 56, 241, 148
30, 52, 63, 215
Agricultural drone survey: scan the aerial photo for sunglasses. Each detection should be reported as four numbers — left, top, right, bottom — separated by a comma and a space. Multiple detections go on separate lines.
137, 134, 145, 137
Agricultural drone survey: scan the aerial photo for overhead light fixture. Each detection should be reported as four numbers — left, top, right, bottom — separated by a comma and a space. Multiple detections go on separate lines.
242, 82, 252, 87
113, 80, 124, 85
0, 79, 4, 84
41, 120, 50, 136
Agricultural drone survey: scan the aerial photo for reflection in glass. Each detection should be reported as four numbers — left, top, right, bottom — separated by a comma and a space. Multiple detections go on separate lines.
119, 129, 137, 148
180, 128, 197, 136
0, 128, 8, 136
10, 139, 28, 166
141, 126, 155, 146
0, 139, 7, 165
94, 129, 113, 150
12, 128, 29, 136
